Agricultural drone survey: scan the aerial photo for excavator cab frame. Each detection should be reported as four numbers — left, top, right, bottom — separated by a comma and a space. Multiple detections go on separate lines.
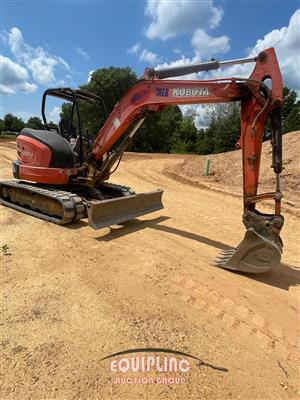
41, 88, 107, 165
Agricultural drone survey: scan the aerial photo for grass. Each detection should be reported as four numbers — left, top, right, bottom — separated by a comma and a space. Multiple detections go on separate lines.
0, 134, 17, 140
1, 244, 10, 255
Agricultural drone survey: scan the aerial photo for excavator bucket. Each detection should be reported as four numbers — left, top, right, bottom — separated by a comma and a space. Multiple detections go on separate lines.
213, 228, 282, 273
86, 189, 164, 229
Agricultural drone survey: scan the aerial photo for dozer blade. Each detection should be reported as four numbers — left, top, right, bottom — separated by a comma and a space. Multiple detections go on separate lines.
86, 189, 163, 229
213, 228, 282, 273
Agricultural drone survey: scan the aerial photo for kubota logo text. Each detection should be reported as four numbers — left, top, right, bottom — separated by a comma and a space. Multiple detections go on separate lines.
172, 88, 209, 97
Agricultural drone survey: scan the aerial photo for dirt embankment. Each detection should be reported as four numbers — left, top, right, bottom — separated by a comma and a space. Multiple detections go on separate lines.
164, 131, 300, 214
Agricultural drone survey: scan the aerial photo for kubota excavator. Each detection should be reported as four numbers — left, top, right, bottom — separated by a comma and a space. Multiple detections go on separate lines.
0, 47, 284, 273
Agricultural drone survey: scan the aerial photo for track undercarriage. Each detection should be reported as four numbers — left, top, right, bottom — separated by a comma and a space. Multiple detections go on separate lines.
0, 180, 164, 229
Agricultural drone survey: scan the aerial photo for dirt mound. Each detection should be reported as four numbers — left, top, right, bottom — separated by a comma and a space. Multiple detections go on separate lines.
167, 131, 300, 210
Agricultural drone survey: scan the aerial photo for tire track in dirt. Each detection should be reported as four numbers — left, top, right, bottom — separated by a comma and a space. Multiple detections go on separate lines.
158, 274, 297, 361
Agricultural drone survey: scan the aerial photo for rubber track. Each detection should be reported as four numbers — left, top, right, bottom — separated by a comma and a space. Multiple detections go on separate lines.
0, 180, 85, 225
100, 181, 135, 196
0, 180, 135, 226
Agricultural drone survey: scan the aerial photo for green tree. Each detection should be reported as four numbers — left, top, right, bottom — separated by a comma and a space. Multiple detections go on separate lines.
196, 127, 215, 155
282, 87, 300, 133
79, 67, 138, 136
170, 114, 198, 153
3, 113, 25, 133
196, 103, 240, 154
0, 119, 4, 132
195, 86, 299, 155
283, 106, 300, 133
26, 116, 44, 130
130, 106, 183, 153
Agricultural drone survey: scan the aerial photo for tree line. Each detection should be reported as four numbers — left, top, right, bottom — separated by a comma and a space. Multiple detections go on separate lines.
0, 114, 44, 133
2, 66, 299, 155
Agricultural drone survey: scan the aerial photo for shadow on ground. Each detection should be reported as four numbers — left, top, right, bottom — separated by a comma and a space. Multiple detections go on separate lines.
95, 216, 232, 251
68, 216, 300, 291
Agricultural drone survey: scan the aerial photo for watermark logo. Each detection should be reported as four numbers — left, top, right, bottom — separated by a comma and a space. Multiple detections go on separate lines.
100, 347, 227, 385
111, 355, 190, 373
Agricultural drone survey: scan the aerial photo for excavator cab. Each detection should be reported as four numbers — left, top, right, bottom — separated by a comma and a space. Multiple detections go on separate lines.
10, 88, 107, 183
41, 88, 107, 165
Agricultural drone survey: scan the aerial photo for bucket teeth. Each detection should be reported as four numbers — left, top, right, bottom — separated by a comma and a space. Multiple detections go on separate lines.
211, 228, 282, 274
215, 254, 234, 261
213, 249, 236, 265
219, 249, 236, 256
212, 260, 227, 267
212, 253, 236, 267
217, 249, 236, 259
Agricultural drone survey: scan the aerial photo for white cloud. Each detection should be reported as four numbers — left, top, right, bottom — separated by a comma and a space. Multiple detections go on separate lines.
48, 106, 61, 124
145, 0, 223, 40
248, 9, 300, 92
127, 43, 141, 55
6, 27, 70, 86
88, 70, 94, 82
201, 9, 300, 93
173, 48, 182, 55
75, 47, 90, 59
142, 1, 229, 67
139, 49, 160, 64
192, 29, 230, 57
127, 43, 161, 65
14, 111, 37, 121
0, 55, 37, 95
181, 104, 211, 129
155, 9, 300, 94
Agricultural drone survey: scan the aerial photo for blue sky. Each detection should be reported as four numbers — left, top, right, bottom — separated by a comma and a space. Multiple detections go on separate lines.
1, 0, 300, 124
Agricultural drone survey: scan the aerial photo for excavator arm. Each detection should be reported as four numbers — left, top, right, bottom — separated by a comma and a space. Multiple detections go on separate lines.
89, 48, 283, 212
86, 47, 284, 273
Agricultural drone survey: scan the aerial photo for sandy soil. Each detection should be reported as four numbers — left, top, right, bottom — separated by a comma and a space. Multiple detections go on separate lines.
1, 139, 299, 400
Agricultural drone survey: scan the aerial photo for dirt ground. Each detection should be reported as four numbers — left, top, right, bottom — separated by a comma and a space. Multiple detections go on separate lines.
1, 138, 299, 400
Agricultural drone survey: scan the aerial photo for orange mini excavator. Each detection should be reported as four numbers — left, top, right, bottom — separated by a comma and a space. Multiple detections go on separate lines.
0, 47, 284, 273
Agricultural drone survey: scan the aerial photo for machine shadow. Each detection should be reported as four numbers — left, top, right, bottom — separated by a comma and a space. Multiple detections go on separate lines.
238, 263, 300, 291
65, 220, 89, 229
96, 216, 232, 251
95, 216, 300, 291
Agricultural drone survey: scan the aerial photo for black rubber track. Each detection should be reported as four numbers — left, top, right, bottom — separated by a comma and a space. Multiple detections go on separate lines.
0, 180, 85, 225
0, 180, 135, 226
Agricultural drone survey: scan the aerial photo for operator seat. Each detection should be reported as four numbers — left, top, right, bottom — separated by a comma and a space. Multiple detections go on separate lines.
58, 118, 77, 141
20, 128, 75, 168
